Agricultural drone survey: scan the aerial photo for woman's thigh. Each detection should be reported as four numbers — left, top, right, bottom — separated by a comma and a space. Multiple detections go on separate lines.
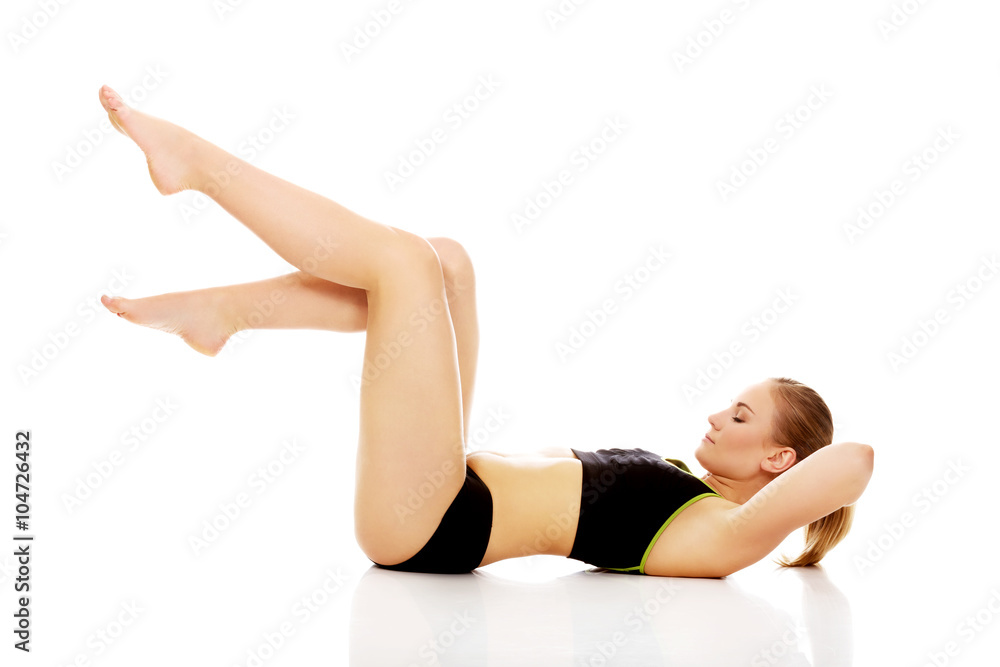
352, 232, 468, 565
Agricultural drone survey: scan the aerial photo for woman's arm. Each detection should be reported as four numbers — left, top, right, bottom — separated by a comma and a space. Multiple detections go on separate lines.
713, 442, 874, 575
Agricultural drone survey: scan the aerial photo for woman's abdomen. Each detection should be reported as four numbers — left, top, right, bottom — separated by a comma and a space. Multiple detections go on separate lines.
466, 452, 583, 566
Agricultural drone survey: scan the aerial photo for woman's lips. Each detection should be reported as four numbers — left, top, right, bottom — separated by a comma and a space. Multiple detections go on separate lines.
703, 434, 715, 444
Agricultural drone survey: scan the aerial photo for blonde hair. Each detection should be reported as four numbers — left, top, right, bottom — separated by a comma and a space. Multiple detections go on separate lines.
767, 377, 855, 567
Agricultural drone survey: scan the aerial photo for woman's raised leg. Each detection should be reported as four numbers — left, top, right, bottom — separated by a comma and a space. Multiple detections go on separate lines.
99, 85, 476, 564
101, 271, 369, 356
100, 84, 398, 290
100, 239, 480, 437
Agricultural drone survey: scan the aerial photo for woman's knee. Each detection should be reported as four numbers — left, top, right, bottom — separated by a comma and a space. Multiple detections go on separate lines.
355, 478, 465, 565
428, 237, 475, 297
379, 228, 445, 282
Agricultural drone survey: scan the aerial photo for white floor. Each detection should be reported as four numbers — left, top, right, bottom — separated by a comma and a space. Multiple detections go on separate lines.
13, 518, 1000, 666
341, 542, 999, 666
351, 556, 840, 666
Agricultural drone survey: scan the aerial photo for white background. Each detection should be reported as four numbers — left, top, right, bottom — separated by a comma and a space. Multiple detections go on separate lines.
2, 0, 999, 665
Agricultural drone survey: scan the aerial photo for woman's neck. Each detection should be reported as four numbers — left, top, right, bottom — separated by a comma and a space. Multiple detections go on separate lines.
700, 473, 770, 505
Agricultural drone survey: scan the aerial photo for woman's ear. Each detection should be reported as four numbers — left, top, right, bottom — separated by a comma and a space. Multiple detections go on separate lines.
761, 447, 797, 474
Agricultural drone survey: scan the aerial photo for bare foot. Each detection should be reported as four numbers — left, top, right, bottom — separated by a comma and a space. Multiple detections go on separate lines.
101, 290, 238, 357
98, 84, 206, 195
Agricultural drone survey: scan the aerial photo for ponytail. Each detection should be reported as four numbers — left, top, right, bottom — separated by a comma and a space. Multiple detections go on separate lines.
777, 503, 855, 567
767, 377, 857, 568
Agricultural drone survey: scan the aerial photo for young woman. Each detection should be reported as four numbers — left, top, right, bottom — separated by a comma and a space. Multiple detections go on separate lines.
97, 84, 874, 577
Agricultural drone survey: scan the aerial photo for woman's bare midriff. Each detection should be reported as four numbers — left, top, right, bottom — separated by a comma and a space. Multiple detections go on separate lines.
466, 447, 582, 566
466, 447, 739, 574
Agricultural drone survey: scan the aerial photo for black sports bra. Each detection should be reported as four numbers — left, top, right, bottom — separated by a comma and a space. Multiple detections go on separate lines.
568, 447, 721, 573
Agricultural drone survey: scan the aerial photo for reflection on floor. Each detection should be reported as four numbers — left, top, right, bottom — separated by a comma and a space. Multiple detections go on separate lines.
349, 555, 851, 666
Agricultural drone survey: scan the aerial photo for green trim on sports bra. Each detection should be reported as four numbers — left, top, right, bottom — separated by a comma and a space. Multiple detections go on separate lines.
599, 458, 721, 575
663, 457, 692, 473
601, 492, 720, 574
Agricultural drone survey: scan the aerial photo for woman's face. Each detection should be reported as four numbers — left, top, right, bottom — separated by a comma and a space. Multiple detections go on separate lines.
695, 380, 782, 479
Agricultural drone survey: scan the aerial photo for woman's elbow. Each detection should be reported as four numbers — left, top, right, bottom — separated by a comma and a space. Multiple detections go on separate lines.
852, 442, 875, 473
833, 441, 874, 466
841, 441, 874, 500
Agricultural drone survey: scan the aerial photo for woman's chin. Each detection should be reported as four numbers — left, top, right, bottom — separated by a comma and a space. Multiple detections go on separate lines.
693, 443, 708, 467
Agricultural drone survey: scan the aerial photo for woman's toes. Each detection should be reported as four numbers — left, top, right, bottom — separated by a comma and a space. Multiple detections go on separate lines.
100, 290, 231, 357
98, 85, 129, 135
101, 294, 126, 317
99, 85, 120, 110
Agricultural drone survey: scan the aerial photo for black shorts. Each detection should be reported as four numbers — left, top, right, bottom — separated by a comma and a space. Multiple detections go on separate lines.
372, 465, 493, 574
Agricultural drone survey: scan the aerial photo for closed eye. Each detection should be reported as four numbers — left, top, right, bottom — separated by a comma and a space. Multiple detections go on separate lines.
732, 417, 744, 423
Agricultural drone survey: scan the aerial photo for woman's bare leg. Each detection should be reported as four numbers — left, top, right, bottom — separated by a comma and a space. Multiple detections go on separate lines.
101, 271, 368, 356
100, 85, 400, 290
100, 239, 480, 437
99, 85, 477, 564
